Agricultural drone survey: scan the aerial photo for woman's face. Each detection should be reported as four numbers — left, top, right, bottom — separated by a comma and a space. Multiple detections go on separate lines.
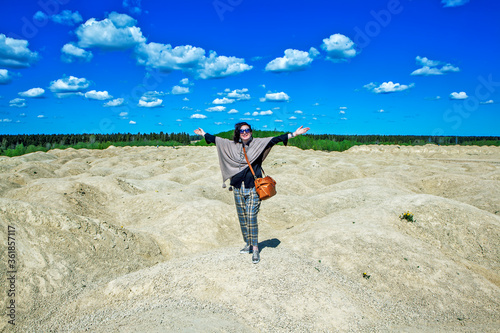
240, 125, 252, 141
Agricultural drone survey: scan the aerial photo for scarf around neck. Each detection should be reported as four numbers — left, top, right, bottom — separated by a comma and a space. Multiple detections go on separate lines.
215, 136, 274, 187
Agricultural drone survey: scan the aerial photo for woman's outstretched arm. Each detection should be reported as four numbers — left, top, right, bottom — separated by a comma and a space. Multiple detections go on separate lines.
288, 125, 310, 139
194, 128, 216, 144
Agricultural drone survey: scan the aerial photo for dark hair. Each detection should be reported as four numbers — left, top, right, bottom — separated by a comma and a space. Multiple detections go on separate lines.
233, 122, 252, 143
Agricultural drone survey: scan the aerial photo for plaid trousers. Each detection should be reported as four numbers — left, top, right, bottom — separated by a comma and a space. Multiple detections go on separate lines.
233, 184, 261, 247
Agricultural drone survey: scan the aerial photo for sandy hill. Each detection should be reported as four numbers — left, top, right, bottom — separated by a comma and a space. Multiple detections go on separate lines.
0, 144, 499, 332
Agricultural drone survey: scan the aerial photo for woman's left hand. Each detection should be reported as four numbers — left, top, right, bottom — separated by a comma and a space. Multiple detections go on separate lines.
294, 126, 310, 136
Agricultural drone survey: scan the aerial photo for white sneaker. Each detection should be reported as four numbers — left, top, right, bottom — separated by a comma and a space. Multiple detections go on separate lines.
240, 244, 252, 254
252, 250, 260, 264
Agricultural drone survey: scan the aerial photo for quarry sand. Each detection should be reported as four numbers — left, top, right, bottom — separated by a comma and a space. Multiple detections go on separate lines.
0, 144, 499, 332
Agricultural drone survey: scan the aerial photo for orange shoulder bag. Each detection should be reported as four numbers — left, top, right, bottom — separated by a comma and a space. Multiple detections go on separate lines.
242, 144, 277, 200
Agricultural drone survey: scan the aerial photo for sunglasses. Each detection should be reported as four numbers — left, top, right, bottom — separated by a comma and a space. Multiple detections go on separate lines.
239, 129, 251, 134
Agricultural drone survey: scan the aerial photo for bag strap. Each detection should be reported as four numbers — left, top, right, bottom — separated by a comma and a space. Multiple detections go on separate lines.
242, 144, 257, 180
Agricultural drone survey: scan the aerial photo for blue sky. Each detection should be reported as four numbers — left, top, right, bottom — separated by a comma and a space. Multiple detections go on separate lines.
1, 0, 499, 136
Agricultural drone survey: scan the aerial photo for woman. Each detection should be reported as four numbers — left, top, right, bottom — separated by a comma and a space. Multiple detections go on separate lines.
194, 122, 310, 264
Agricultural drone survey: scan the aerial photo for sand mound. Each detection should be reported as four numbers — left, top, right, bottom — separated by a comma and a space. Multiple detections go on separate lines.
1, 144, 499, 332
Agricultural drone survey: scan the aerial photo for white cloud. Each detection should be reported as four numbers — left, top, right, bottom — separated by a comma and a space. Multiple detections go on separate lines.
108, 12, 138, 28
228, 109, 238, 114
377, 109, 385, 113
341, 117, 347, 120
274, 119, 283, 123
416, 56, 441, 67
142, 91, 165, 98
34, 10, 83, 26
9, 98, 26, 108
364, 81, 415, 94
33, 11, 47, 21
119, 112, 128, 117
129, 120, 136, 124
442, 0, 469, 7
19, 87, 45, 98
172, 85, 190, 94
339, 110, 345, 114
480, 100, 494, 105
411, 56, 460, 76
76, 12, 145, 50
55, 92, 85, 99
289, 116, 297, 120
294, 110, 303, 114
0, 69, 12, 84
0, 118, 13, 122
123, 0, 142, 15
264, 92, 290, 102
181, 106, 193, 110
198, 52, 253, 79
321, 34, 357, 62
61, 43, 93, 63
190, 113, 207, 119
213, 97, 235, 104
0, 34, 39, 68
226, 88, 250, 100
104, 98, 125, 107
180, 78, 190, 85
206, 106, 226, 112
37, 115, 46, 118
244, 112, 251, 116
313, 102, 319, 106
339, 106, 347, 110
253, 110, 273, 116
49, 76, 91, 94
135, 43, 252, 79
85, 90, 113, 100
411, 66, 444, 76
183, 97, 189, 101
265, 48, 318, 72
135, 43, 206, 71
440, 64, 460, 73
138, 96, 163, 107
450, 91, 468, 99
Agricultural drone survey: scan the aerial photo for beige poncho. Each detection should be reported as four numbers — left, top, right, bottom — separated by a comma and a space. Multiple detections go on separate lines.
215, 136, 274, 188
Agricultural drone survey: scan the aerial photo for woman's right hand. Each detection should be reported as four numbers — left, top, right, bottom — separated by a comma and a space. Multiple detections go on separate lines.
194, 128, 205, 136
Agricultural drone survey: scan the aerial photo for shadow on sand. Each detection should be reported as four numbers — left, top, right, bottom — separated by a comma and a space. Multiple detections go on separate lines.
259, 238, 281, 252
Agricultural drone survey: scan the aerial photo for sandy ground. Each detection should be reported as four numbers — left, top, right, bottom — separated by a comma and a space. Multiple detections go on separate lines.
0, 144, 499, 332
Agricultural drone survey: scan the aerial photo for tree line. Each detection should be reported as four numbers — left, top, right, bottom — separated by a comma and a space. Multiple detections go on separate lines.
194, 130, 499, 152
1, 132, 191, 149
1, 131, 498, 157
0, 132, 192, 157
